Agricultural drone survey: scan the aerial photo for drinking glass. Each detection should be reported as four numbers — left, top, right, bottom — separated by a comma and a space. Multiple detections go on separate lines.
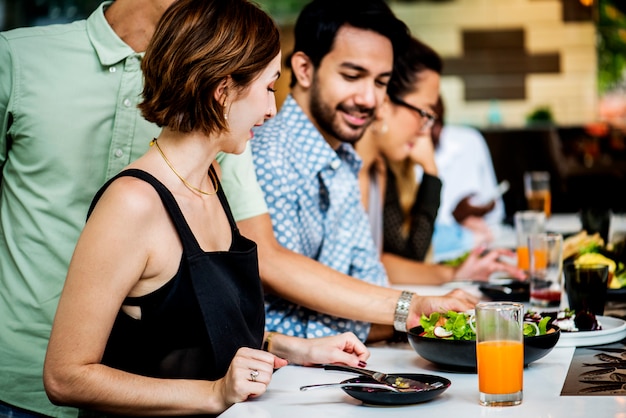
564, 264, 610, 316
476, 302, 524, 407
529, 232, 564, 308
514, 211, 546, 271
524, 171, 551, 217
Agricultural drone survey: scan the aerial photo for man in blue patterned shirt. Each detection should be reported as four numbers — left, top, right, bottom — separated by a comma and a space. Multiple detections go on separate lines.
251, 0, 477, 342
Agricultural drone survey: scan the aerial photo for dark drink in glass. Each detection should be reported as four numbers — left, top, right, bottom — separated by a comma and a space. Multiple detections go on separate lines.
564, 264, 609, 316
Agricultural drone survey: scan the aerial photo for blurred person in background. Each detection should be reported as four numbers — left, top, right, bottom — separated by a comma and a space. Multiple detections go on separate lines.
430, 97, 506, 262
356, 37, 520, 285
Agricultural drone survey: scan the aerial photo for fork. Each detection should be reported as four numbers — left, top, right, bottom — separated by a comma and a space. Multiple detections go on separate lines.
322, 364, 443, 391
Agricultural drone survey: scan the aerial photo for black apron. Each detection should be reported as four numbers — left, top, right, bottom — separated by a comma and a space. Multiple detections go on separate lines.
88, 168, 265, 381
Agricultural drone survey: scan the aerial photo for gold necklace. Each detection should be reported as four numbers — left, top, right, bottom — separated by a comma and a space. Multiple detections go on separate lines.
150, 138, 218, 196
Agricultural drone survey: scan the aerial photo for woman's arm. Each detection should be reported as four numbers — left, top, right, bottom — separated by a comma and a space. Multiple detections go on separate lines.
265, 332, 370, 367
383, 172, 442, 262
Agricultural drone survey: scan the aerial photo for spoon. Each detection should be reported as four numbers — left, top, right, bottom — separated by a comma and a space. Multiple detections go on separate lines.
322, 364, 444, 391
300, 382, 402, 392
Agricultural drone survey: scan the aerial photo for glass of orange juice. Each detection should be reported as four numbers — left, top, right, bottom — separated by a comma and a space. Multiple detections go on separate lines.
514, 211, 546, 271
476, 302, 523, 407
524, 171, 551, 217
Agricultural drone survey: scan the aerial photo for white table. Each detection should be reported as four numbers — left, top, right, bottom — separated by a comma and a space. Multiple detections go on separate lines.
221, 283, 626, 418
220, 344, 625, 418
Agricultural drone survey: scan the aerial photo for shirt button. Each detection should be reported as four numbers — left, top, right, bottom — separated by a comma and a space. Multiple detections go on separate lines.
109, 66, 117, 73
123, 98, 132, 107
330, 160, 341, 170
114, 149, 124, 158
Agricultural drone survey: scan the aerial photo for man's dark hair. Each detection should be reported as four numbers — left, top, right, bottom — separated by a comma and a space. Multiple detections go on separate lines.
289, 0, 410, 87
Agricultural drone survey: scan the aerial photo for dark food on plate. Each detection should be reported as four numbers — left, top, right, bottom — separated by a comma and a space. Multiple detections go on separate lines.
338, 374, 451, 406
525, 309, 602, 332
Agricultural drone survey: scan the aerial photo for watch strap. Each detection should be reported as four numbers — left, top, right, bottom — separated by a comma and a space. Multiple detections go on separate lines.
393, 290, 415, 332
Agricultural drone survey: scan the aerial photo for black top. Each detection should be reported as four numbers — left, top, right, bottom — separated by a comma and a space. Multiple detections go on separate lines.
383, 168, 442, 261
87, 168, 264, 383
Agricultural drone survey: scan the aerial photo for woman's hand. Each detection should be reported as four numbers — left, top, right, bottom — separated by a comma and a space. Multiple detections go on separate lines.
453, 245, 525, 281
269, 333, 370, 367
409, 133, 437, 175
213, 347, 287, 410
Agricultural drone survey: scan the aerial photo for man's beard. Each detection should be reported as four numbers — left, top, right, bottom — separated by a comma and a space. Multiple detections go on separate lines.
308, 78, 375, 145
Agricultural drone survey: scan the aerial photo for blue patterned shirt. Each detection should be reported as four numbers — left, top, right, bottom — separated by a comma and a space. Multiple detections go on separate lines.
251, 95, 388, 342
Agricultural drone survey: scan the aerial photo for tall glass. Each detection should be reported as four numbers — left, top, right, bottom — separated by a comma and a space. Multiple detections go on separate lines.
524, 171, 551, 217
514, 211, 546, 271
529, 232, 564, 308
564, 264, 610, 316
476, 302, 524, 407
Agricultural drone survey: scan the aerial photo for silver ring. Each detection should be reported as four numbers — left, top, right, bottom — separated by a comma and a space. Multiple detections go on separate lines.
250, 369, 259, 382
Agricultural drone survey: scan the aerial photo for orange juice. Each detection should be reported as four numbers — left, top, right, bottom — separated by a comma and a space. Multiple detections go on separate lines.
516, 247, 547, 271
526, 190, 551, 217
477, 340, 523, 394
517, 246, 529, 270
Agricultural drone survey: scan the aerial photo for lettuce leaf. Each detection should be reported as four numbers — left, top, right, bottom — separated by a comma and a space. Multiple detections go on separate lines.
420, 311, 476, 340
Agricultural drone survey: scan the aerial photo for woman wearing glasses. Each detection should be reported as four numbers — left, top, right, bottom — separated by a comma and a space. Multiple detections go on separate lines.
355, 36, 522, 288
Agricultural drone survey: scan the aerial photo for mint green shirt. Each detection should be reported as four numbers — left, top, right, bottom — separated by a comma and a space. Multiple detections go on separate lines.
0, 3, 267, 417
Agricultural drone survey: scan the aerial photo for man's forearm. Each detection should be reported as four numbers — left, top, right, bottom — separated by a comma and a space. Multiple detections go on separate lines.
238, 214, 400, 325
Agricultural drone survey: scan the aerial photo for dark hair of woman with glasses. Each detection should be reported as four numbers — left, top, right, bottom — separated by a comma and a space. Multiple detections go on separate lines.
355, 36, 445, 286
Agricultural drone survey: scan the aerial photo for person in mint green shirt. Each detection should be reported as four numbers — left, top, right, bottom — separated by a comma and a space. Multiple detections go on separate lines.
0, 1, 268, 417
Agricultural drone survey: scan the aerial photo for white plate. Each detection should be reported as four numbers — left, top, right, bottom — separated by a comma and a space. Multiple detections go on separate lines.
556, 316, 626, 347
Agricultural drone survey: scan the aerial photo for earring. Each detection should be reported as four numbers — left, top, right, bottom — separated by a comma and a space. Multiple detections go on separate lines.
224, 112, 228, 121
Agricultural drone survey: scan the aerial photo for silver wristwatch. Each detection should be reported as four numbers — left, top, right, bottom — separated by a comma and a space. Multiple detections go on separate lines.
393, 290, 415, 332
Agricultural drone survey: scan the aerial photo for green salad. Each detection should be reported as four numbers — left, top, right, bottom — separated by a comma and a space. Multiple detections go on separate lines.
419, 311, 552, 340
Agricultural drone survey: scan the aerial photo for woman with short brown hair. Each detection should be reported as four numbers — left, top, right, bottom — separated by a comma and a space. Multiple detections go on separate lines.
43, 0, 368, 416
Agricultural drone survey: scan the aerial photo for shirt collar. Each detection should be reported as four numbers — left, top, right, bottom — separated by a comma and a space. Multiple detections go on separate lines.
86, 1, 142, 67
279, 95, 362, 176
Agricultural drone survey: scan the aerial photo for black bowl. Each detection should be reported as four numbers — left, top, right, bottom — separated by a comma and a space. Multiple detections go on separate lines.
407, 324, 561, 371
340, 374, 451, 406
479, 279, 530, 302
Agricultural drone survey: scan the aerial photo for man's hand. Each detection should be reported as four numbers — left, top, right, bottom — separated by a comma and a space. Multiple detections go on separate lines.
406, 288, 479, 330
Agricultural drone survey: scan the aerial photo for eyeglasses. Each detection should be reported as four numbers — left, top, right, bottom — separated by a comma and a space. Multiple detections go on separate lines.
389, 95, 438, 132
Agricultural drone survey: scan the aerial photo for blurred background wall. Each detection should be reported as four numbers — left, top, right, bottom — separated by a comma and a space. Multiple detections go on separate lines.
2, 0, 624, 130
1, 0, 624, 212
395, 0, 596, 128
260, 0, 621, 129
